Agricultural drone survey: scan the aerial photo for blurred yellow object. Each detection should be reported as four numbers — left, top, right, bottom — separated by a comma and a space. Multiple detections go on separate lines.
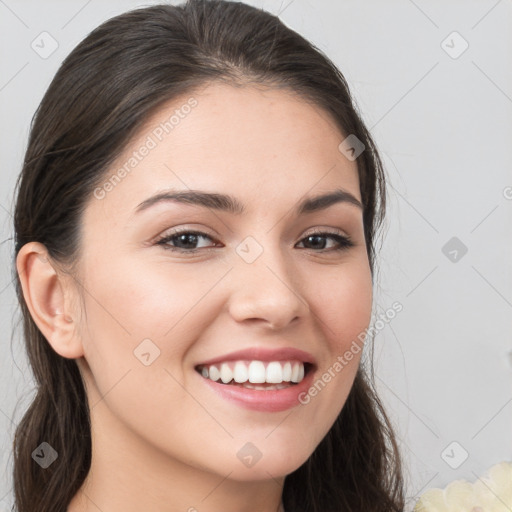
413, 461, 512, 512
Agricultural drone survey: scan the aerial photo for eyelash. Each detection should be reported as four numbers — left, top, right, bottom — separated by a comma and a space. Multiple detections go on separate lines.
154, 228, 354, 254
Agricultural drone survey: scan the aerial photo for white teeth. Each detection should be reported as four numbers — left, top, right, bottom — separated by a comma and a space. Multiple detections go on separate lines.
198, 360, 308, 385
298, 363, 305, 382
233, 361, 248, 383
220, 363, 233, 384
283, 362, 292, 381
291, 362, 300, 383
248, 361, 266, 383
209, 365, 220, 381
266, 361, 283, 383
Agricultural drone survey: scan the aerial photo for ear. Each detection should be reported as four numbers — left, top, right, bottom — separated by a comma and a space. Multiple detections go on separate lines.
16, 241, 84, 359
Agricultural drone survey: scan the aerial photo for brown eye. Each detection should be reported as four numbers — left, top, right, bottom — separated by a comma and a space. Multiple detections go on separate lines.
155, 230, 219, 252
297, 232, 354, 251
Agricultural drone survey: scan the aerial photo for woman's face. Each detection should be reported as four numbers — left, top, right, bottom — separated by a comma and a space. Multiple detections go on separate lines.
73, 82, 373, 481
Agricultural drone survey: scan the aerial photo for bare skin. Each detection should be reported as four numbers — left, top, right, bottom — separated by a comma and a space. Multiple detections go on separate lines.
17, 82, 373, 512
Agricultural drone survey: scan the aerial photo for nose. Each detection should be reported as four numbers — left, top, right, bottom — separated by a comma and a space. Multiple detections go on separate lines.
227, 245, 310, 330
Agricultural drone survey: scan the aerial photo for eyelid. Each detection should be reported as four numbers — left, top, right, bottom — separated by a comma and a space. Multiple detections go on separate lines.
303, 226, 348, 238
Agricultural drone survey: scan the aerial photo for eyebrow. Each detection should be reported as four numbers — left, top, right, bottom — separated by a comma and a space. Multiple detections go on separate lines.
134, 188, 363, 216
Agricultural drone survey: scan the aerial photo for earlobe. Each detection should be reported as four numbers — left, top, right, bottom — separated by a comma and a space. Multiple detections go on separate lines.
16, 241, 84, 359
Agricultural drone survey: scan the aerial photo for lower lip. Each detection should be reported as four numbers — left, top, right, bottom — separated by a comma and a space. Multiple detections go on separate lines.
197, 368, 316, 412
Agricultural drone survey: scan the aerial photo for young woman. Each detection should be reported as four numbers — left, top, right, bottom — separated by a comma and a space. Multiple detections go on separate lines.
12, 1, 405, 510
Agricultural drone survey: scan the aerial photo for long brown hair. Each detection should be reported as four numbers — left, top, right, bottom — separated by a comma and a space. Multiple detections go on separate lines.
12, 1, 405, 510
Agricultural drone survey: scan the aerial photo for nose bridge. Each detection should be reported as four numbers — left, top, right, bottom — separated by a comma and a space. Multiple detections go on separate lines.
227, 234, 309, 328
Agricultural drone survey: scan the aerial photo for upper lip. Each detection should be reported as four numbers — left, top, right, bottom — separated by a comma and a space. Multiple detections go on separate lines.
195, 347, 317, 367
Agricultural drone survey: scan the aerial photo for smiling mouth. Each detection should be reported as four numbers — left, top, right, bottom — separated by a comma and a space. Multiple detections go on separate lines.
195, 360, 313, 390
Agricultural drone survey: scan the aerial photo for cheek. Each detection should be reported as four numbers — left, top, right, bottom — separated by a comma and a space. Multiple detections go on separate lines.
297, 257, 372, 429
311, 258, 373, 345
75, 257, 211, 436
76, 256, 230, 376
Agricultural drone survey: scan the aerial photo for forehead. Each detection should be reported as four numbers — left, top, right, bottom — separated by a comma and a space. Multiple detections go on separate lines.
86, 82, 361, 222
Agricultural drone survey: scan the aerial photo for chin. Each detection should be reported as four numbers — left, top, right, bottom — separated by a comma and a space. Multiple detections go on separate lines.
220, 445, 314, 482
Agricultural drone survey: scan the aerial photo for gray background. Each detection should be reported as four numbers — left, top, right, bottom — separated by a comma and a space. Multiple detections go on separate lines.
1, 0, 511, 510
